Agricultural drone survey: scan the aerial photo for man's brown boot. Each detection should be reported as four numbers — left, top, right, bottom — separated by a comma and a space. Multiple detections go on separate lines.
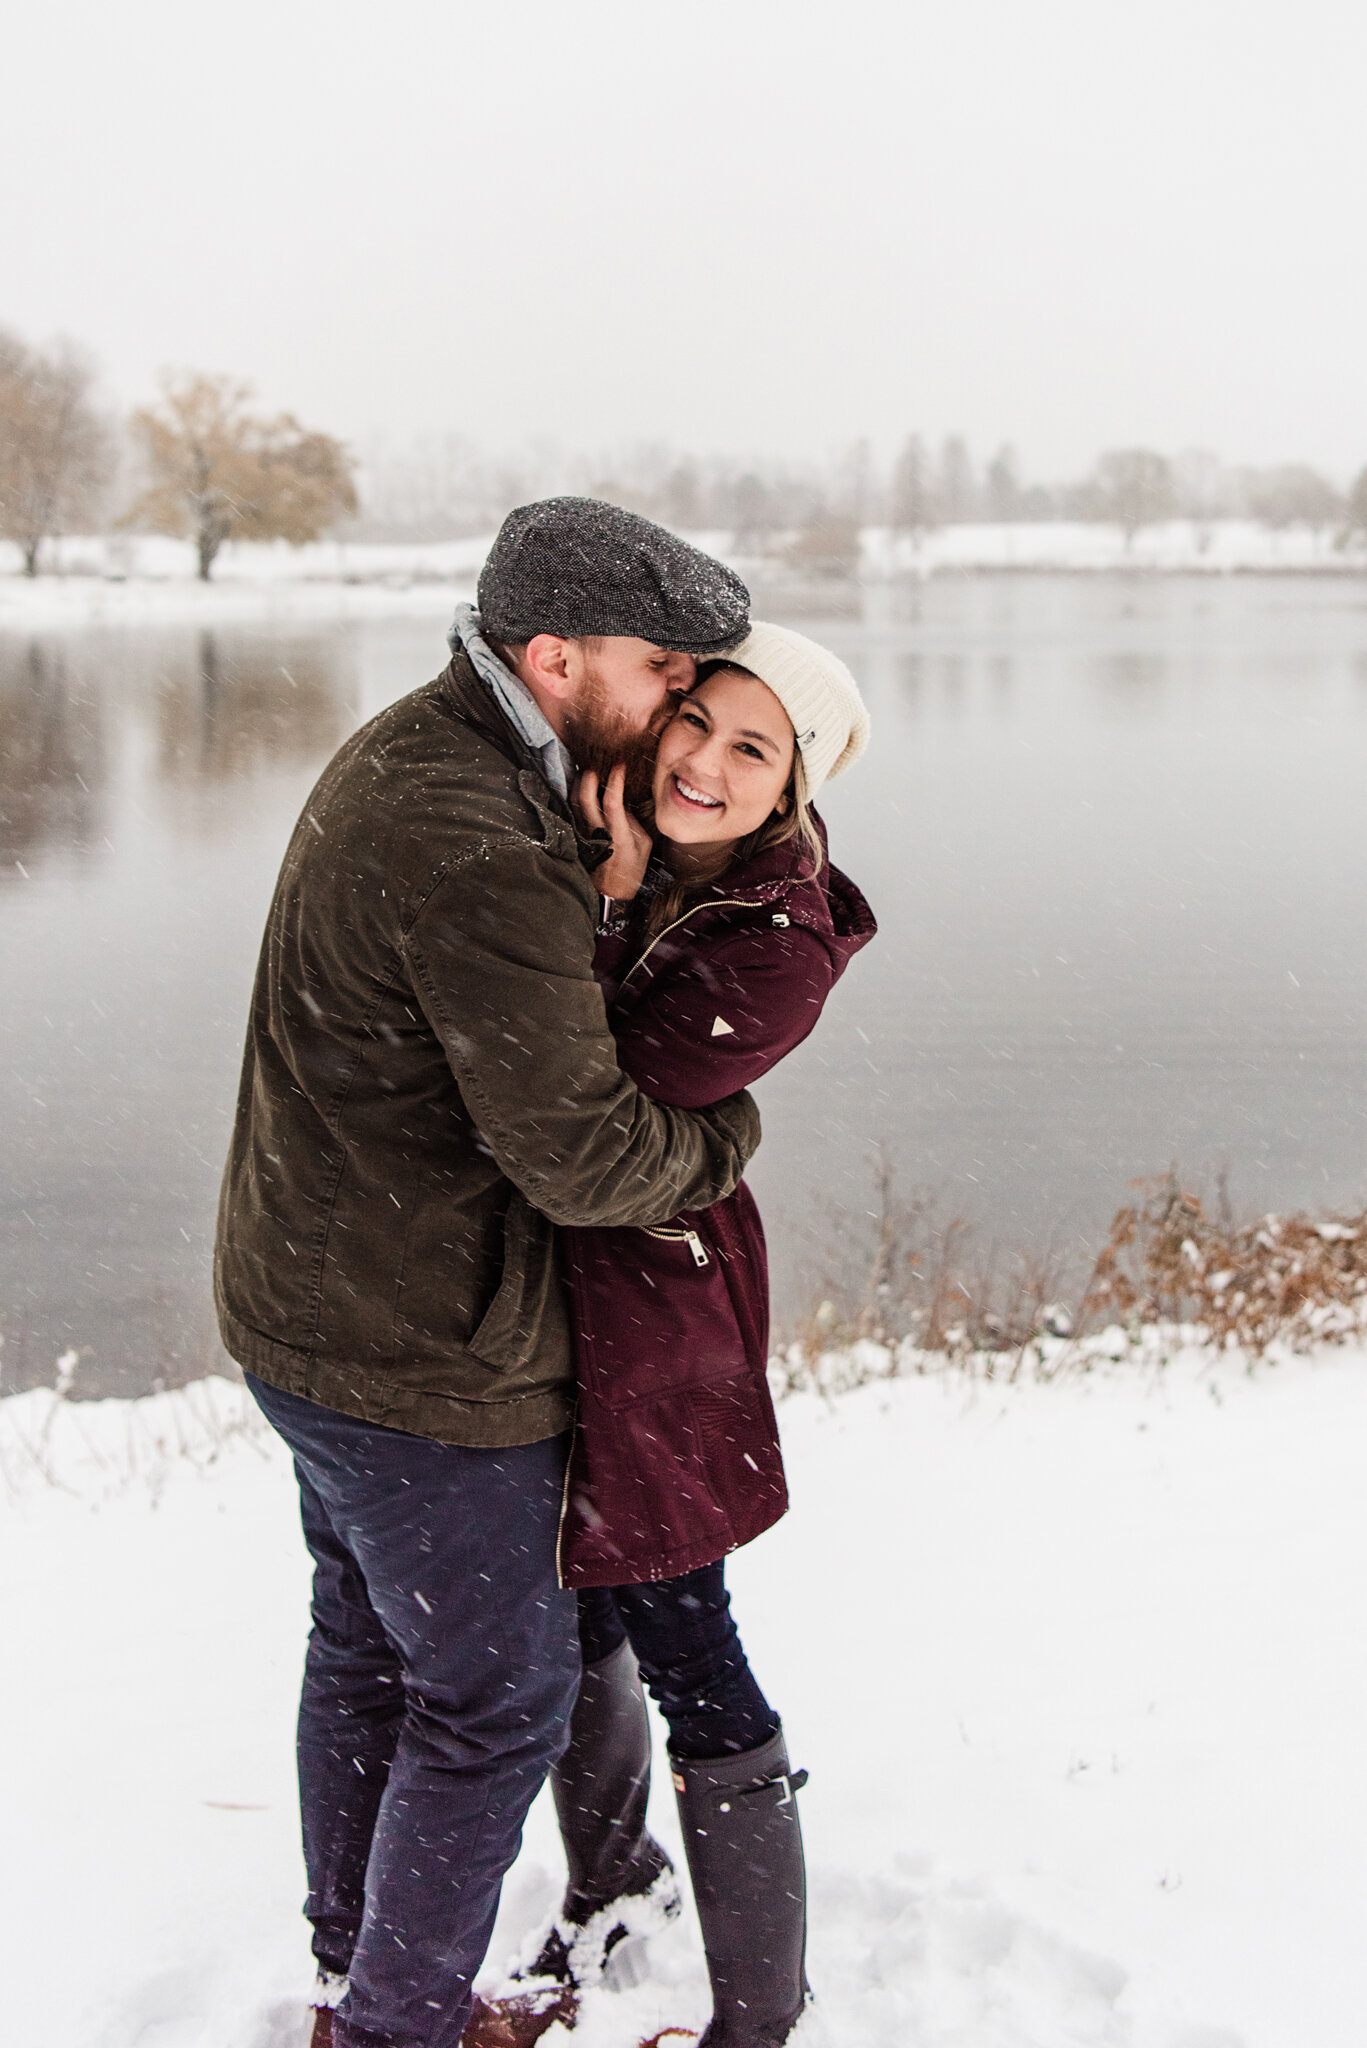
460, 1986, 578, 2046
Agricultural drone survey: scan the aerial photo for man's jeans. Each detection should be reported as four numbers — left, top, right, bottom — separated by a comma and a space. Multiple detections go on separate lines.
247, 1377, 580, 2048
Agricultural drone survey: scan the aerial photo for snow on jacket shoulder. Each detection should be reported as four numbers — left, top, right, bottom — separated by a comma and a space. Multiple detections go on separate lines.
558, 823, 876, 1587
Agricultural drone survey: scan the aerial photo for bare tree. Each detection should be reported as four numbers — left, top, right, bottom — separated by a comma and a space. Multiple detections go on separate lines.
1339, 466, 1367, 557
834, 437, 875, 526
937, 434, 976, 522
0, 329, 111, 575
125, 373, 357, 580
730, 471, 775, 552
661, 460, 701, 532
1170, 448, 1232, 552
1243, 463, 1342, 532
984, 443, 1022, 521
890, 434, 937, 540
1091, 448, 1177, 548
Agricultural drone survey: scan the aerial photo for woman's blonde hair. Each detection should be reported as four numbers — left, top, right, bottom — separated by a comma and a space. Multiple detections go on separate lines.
641, 664, 824, 941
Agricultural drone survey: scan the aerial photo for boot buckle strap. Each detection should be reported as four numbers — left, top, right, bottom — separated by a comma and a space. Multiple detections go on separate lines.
721, 1765, 809, 1811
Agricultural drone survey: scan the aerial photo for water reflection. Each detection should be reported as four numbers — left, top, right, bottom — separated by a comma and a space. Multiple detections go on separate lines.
155, 631, 355, 786
4, 581, 1367, 1400
896, 652, 924, 708
1095, 650, 1166, 706
0, 642, 105, 869
940, 654, 968, 711
2, 619, 363, 1398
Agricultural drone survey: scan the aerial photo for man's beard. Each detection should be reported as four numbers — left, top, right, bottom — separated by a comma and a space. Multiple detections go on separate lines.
563, 673, 661, 811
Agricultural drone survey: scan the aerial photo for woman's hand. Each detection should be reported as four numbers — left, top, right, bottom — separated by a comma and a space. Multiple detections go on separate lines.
575, 762, 652, 901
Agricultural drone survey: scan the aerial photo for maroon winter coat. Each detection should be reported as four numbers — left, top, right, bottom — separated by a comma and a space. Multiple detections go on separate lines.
557, 825, 876, 1588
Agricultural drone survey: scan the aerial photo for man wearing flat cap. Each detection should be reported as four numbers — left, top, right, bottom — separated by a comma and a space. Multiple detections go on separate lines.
213, 500, 756, 2047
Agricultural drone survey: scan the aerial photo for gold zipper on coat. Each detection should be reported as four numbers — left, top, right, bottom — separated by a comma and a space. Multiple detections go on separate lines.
619, 898, 760, 988
642, 1224, 711, 1267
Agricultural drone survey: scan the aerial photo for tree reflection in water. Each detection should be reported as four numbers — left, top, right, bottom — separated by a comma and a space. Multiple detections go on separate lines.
0, 641, 106, 869
155, 629, 352, 788
1, 620, 360, 1397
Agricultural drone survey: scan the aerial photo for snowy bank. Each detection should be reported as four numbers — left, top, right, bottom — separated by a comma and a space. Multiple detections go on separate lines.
857, 517, 1365, 577
3, 521, 1365, 633
2, 1355, 1362, 2047
0, 535, 485, 630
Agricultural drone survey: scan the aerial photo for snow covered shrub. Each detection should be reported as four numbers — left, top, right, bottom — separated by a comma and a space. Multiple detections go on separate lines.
1077, 1175, 1367, 1355
780, 1160, 1367, 1389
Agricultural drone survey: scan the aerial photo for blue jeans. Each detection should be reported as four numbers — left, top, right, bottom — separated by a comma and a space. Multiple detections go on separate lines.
247, 1376, 579, 2048
575, 1563, 780, 1760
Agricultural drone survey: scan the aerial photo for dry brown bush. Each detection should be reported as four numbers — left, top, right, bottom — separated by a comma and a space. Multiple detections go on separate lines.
784, 1160, 1367, 1384
1077, 1173, 1367, 1354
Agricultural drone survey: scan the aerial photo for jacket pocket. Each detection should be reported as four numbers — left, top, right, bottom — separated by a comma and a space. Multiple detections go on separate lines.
466, 1189, 557, 1373
561, 1216, 749, 1411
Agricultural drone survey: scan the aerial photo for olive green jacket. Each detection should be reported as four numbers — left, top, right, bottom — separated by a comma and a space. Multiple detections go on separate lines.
213, 654, 760, 1446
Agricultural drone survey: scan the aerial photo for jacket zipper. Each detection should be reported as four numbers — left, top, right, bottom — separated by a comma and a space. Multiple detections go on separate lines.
620, 897, 763, 987
555, 1406, 577, 1589
643, 1224, 711, 1267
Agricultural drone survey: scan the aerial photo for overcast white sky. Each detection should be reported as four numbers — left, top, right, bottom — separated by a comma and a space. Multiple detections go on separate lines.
7, 0, 1367, 477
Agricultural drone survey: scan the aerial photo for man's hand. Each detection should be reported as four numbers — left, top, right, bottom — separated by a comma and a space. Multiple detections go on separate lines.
575, 763, 653, 901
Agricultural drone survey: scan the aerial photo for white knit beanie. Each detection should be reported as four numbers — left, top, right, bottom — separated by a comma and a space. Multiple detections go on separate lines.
706, 620, 870, 798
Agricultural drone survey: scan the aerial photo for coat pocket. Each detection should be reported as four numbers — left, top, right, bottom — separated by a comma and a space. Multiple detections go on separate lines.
561, 1216, 750, 1411
466, 1189, 558, 1373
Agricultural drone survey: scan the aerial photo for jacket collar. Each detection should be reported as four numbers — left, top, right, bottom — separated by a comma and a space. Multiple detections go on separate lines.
447, 602, 573, 800
434, 651, 612, 874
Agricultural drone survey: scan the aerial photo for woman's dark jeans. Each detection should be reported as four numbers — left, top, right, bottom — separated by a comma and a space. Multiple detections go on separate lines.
576, 1562, 780, 1760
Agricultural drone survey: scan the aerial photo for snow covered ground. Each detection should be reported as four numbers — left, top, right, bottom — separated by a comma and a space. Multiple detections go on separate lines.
861, 518, 1363, 577
1, 520, 1363, 631
2, 1352, 1362, 2048
0, 536, 484, 628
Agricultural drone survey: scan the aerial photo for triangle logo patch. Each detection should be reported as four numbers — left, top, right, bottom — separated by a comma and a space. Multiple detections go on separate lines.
711, 1015, 736, 1037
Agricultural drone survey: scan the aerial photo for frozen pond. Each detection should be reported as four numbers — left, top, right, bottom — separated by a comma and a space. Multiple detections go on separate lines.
4, 574, 1367, 1394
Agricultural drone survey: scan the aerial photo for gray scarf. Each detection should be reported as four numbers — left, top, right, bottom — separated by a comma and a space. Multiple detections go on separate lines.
448, 602, 572, 801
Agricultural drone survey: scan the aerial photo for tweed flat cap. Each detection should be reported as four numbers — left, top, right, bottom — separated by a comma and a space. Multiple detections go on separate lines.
478, 497, 750, 657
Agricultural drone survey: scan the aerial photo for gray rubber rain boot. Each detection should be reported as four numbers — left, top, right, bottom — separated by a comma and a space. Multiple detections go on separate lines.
671, 1726, 810, 2047
523, 1637, 678, 1989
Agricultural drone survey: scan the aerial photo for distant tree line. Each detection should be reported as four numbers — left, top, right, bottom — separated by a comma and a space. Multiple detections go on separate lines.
350, 431, 1367, 564
5, 316, 1367, 575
